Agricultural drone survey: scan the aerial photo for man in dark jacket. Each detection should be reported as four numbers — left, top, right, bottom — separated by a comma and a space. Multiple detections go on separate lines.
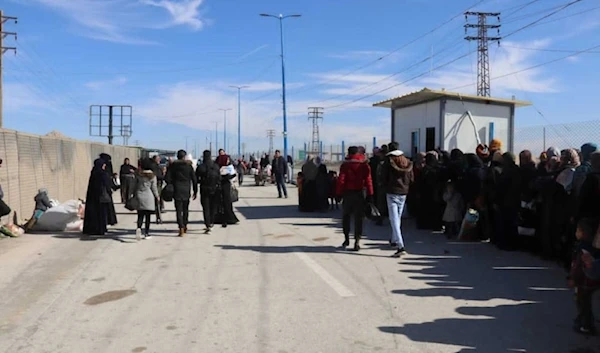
381, 142, 413, 257
150, 155, 166, 216
196, 150, 221, 232
336, 146, 374, 251
165, 150, 198, 236
272, 150, 288, 198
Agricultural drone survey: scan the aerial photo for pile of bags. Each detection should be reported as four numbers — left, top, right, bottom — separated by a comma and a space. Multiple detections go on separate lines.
32, 200, 85, 232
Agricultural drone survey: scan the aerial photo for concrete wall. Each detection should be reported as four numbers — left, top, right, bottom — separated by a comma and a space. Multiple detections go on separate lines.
393, 100, 440, 158
443, 100, 511, 153
0, 129, 141, 222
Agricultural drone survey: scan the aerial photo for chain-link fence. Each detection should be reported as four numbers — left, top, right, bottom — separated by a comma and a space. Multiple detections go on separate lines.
514, 120, 600, 154
0, 129, 141, 222
293, 142, 373, 162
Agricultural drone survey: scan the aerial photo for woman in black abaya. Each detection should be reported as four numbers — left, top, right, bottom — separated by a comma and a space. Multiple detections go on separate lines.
83, 159, 112, 236
215, 156, 240, 227
99, 153, 118, 226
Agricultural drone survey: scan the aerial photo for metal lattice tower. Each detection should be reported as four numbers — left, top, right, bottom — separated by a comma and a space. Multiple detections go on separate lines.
308, 107, 323, 154
464, 11, 501, 97
266, 129, 276, 156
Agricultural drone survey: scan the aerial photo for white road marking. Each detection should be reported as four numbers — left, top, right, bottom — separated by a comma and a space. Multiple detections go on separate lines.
294, 250, 355, 298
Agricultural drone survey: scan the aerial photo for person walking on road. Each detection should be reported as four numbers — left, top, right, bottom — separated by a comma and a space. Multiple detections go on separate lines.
336, 146, 374, 251
165, 150, 198, 237
133, 166, 159, 240
149, 155, 165, 223
196, 150, 221, 232
119, 158, 137, 204
235, 158, 246, 186
272, 150, 288, 198
381, 142, 413, 257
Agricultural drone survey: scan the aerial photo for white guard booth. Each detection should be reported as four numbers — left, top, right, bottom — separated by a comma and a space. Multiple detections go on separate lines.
373, 88, 531, 158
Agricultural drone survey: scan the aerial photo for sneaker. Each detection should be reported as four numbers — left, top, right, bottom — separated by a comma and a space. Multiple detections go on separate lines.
144, 234, 152, 239
353, 242, 360, 252
391, 248, 407, 258
389, 240, 398, 248
340, 239, 350, 249
135, 228, 142, 241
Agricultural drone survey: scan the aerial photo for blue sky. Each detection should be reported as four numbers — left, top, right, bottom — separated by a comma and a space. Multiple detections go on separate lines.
3, 0, 600, 156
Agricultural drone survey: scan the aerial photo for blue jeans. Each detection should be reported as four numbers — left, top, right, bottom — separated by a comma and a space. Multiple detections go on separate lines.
386, 194, 407, 248
275, 174, 287, 197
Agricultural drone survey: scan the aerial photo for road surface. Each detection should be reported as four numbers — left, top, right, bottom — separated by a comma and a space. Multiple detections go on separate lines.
0, 183, 598, 353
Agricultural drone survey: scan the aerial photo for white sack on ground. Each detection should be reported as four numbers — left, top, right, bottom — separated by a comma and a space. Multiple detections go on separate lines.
33, 200, 82, 232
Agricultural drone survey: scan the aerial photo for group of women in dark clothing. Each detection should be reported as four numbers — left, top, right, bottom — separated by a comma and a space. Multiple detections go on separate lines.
298, 157, 338, 212
400, 140, 600, 263
82, 150, 240, 238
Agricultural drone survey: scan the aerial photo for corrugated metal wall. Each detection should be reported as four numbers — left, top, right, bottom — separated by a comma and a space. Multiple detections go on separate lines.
0, 129, 141, 221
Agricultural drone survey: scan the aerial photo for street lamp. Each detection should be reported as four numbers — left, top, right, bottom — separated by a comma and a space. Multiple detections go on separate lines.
218, 108, 232, 152
214, 121, 219, 155
230, 85, 249, 158
260, 13, 301, 161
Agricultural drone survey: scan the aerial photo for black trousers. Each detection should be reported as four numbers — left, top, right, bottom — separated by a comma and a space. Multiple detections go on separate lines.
201, 191, 218, 227
120, 175, 135, 203
342, 190, 365, 241
137, 210, 152, 234
174, 199, 190, 229
576, 287, 597, 330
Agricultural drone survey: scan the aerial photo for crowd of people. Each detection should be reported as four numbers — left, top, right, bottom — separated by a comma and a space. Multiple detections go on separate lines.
82, 149, 240, 240
317, 139, 600, 335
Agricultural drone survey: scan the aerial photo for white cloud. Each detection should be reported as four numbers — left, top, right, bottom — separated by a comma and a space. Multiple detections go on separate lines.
24, 0, 208, 44
85, 77, 129, 90
141, 0, 206, 30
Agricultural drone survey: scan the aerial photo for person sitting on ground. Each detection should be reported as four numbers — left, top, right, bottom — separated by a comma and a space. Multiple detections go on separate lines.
24, 188, 54, 231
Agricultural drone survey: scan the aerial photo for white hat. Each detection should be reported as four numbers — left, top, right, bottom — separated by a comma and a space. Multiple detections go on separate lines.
387, 150, 404, 156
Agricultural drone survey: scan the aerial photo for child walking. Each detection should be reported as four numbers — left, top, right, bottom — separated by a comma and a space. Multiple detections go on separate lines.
328, 171, 339, 210
442, 180, 464, 238
568, 218, 600, 335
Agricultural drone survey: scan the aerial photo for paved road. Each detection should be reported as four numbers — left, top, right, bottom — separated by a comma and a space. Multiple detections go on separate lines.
0, 183, 598, 353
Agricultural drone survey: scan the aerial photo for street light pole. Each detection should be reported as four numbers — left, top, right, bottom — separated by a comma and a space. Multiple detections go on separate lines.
214, 121, 219, 154
230, 85, 249, 159
260, 13, 301, 162
218, 108, 232, 152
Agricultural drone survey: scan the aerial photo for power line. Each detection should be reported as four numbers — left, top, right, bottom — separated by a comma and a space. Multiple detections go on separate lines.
503, 0, 583, 39
496, 46, 572, 147
449, 42, 600, 91
501, 44, 600, 54
309, 37, 466, 106
503, 0, 541, 18
8, 55, 278, 77
324, 50, 474, 111
287, 0, 489, 97
514, 5, 600, 31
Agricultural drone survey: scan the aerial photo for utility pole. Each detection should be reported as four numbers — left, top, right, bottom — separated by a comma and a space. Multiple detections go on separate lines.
464, 11, 501, 97
219, 108, 232, 152
308, 107, 324, 155
230, 85, 249, 158
267, 129, 276, 156
214, 121, 219, 153
1, 11, 18, 128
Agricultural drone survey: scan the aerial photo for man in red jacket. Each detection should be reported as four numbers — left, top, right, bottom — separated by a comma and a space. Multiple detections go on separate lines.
336, 146, 374, 251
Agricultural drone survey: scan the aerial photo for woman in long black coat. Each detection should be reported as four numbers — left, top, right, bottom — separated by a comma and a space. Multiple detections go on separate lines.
83, 159, 113, 236
99, 153, 118, 226
214, 156, 240, 227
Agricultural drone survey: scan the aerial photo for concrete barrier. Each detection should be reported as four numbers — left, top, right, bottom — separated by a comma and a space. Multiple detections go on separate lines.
0, 129, 141, 222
